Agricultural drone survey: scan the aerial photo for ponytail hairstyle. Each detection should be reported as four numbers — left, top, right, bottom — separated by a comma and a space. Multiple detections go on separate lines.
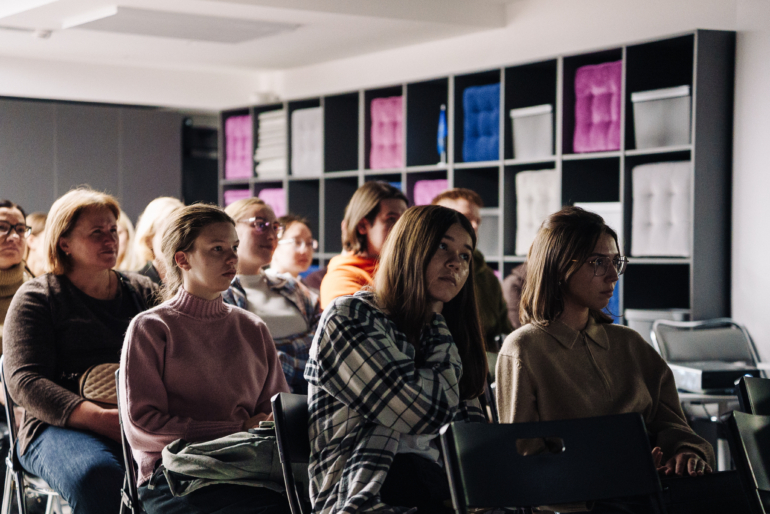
375, 205, 487, 400
160, 204, 235, 302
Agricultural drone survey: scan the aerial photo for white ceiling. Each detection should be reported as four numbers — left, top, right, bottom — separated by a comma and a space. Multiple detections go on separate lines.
0, 0, 517, 73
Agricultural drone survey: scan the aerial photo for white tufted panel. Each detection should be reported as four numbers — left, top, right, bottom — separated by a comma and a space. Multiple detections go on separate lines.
515, 169, 560, 255
631, 161, 692, 257
291, 107, 323, 177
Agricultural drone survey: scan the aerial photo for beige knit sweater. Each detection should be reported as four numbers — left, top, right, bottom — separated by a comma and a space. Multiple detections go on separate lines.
0, 263, 30, 354
496, 317, 715, 468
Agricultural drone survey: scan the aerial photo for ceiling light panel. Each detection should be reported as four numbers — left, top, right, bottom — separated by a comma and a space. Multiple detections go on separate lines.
69, 6, 298, 43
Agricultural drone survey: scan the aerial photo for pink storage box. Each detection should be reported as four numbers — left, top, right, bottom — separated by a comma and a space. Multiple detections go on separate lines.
573, 61, 622, 153
225, 115, 253, 179
223, 188, 251, 207
258, 188, 286, 218
413, 179, 448, 206
370, 96, 404, 169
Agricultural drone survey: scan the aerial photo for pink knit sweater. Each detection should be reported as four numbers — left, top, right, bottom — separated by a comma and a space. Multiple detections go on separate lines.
118, 288, 290, 485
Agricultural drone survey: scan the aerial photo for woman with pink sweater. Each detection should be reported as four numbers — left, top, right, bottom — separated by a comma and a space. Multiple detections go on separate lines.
118, 204, 290, 514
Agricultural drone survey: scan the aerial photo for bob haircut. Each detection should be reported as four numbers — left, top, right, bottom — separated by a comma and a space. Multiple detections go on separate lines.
160, 204, 235, 302
128, 196, 184, 271
520, 206, 620, 326
223, 197, 271, 224
0, 200, 27, 220
375, 204, 487, 400
45, 188, 120, 275
342, 181, 408, 254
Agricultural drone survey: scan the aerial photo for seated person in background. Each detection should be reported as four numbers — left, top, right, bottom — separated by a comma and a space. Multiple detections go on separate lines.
114, 209, 135, 271
120, 204, 290, 514
24, 211, 47, 277
0, 200, 33, 351
319, 181, 407, 309
4, 188, 157, 513
496, 206, 714, 477
502, 262, 527, 330
127, 196, 184, 285
307, 205, 487, 514
222, 198, 320, 394
270, 214, 317, 285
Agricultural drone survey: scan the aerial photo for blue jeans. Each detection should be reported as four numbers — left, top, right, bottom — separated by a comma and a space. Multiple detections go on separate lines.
17, 425, 124, 514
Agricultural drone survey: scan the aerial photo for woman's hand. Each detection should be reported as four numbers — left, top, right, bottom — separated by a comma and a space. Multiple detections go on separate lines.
66, 401, 122, 442
652, 446, 711, 476
242, 411, 273, 431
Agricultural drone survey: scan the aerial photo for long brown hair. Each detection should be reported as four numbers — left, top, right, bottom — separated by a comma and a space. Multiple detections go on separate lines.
375, 205, 487, 400
520, 206, 619, 326
160, 204, 235, 301
342, 181, 408, 254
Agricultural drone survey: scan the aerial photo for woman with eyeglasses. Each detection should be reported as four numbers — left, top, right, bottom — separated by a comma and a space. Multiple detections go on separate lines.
222, 198, 320, 394
496, 206, 714, 479
270, 214, 317, 281
0, 200, 33, 353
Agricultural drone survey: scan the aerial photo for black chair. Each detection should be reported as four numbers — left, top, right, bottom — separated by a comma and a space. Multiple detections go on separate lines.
737, 377, 770, 415
440, 412, 666, 514
271, 393, 311, 514
722, 411, 770, 514
0, 356, 63, 514
115, 370, 142, 514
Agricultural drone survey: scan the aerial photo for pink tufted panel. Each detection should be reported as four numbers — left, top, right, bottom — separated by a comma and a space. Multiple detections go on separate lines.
224, 115, 253, 179
413, 179, 448, 206
258, 188, 286, 218
573, 61, 622, 153
370, 96, 404, 169
223, 188, 251, 207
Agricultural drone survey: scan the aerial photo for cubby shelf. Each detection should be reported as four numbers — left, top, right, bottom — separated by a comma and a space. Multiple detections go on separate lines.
219, 29, 734, 321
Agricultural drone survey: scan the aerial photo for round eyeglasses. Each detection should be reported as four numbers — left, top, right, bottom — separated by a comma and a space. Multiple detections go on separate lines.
573, 256, 628, 277
237, 218, 282, 234
0, 221, 31, 238
277, 237, 318, 251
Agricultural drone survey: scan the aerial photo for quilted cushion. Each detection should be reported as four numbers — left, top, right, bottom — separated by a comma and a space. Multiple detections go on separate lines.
223, 188, 251, 207
225, 115, 253, 179
463, 83, 500, 162
631, 161, 691, 257
79, 363, 119, 405
515, 169, 560, 255
258, 188, 286, 218
413, 179, 448, 206
573, 61, 621, 153
370, 96, 403, 169
291, 107, 323, 177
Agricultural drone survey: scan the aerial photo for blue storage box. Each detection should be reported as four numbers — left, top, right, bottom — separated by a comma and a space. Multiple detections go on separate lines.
463, 83, 500, 162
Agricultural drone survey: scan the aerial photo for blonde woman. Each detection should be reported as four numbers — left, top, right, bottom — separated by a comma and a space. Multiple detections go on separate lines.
24, 211, 47, 277
3, 188, 157, 513
115, 209, 135, 271
127, 197, 184, 283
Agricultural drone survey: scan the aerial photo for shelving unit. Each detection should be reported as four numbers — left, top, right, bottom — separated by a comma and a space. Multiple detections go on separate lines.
219, 29, 734, 321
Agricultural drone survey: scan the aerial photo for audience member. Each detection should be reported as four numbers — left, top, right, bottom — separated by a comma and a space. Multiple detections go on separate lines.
3, 188, 157, 513
270, 214, 316, 280
128, 197, 184, 284
222, 199, 320, 394
502, 262, 527, 330
119, 204, 290, 514
0, 200, 33, 352
432, 189, 512, 349
24, 212, 47, 277
319, 181, 407, 309
496, 206, 714, 476
306, 205, 487, 514
115, 209, 135, 271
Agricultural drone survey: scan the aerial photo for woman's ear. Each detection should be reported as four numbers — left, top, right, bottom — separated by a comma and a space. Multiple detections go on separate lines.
356, 219, 369, 236
175, 251, 191, 271
58, 237, 70, 256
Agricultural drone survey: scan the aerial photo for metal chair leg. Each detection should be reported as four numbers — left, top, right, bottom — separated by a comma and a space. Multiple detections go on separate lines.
14, 471, 27, 514
43, 494, 54, 514
1, 465, 13, 514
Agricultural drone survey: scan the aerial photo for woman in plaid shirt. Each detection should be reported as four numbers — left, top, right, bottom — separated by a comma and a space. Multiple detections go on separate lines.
305, 205, 488, 514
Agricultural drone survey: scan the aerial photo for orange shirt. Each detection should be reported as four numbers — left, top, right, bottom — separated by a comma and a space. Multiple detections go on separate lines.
320, 253, 378, 309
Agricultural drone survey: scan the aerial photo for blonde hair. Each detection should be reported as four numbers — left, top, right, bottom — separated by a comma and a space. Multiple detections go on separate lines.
127, 197, 184, 271
342, 182, 408, 254
26, 212, 47, 236
44, 188, 120, 275
223, 197, 270, 223
160, 204, 234, 301
115, 209, 135, 271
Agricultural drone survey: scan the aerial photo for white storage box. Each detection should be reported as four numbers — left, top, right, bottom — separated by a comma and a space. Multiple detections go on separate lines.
477, 212, 499, 257
625, 308, 689, 345
631, 161, 692, 257
574, 202, 623, 252
291, 107, 323, 177
631, 86, 691, 149
515, 169, 560, 255
509, 104, 553, 160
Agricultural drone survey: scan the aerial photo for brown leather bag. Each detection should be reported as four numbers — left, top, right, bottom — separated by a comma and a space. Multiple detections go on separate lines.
78, 363, 119, 407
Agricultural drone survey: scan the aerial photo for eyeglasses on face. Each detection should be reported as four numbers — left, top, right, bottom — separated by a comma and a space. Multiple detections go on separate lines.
573, 256, 628, 277
237, 218, 282, 234
0, 221, 31, 238
277, 237, 318, 251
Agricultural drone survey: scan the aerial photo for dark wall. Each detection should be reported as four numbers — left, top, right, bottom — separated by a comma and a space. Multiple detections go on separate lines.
0, 97, 182, 223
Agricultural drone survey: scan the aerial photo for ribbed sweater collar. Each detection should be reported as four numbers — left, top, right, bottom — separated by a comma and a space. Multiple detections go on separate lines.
169, 287, 229, 320
0, 262, 24, 297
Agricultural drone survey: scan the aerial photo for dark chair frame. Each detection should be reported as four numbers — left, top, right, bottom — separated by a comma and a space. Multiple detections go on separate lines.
440, 412, 667, 514
271, 393, 311, 514
737, 376, 770, 416
115, 370, 142, 514
722, 411, 770, 514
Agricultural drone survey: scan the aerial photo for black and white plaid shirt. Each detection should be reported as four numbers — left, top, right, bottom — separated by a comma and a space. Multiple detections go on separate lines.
304, 292, 485, 514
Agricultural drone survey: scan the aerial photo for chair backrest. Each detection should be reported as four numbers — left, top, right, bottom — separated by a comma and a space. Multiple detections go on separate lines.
724, 411, 770, 514
115, 370, 141, 513
738, 377, 770, 415
440, 412, 665, 513
0, 356, 22, 469
651, 318, 759, 366
271, 393, 310, 514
